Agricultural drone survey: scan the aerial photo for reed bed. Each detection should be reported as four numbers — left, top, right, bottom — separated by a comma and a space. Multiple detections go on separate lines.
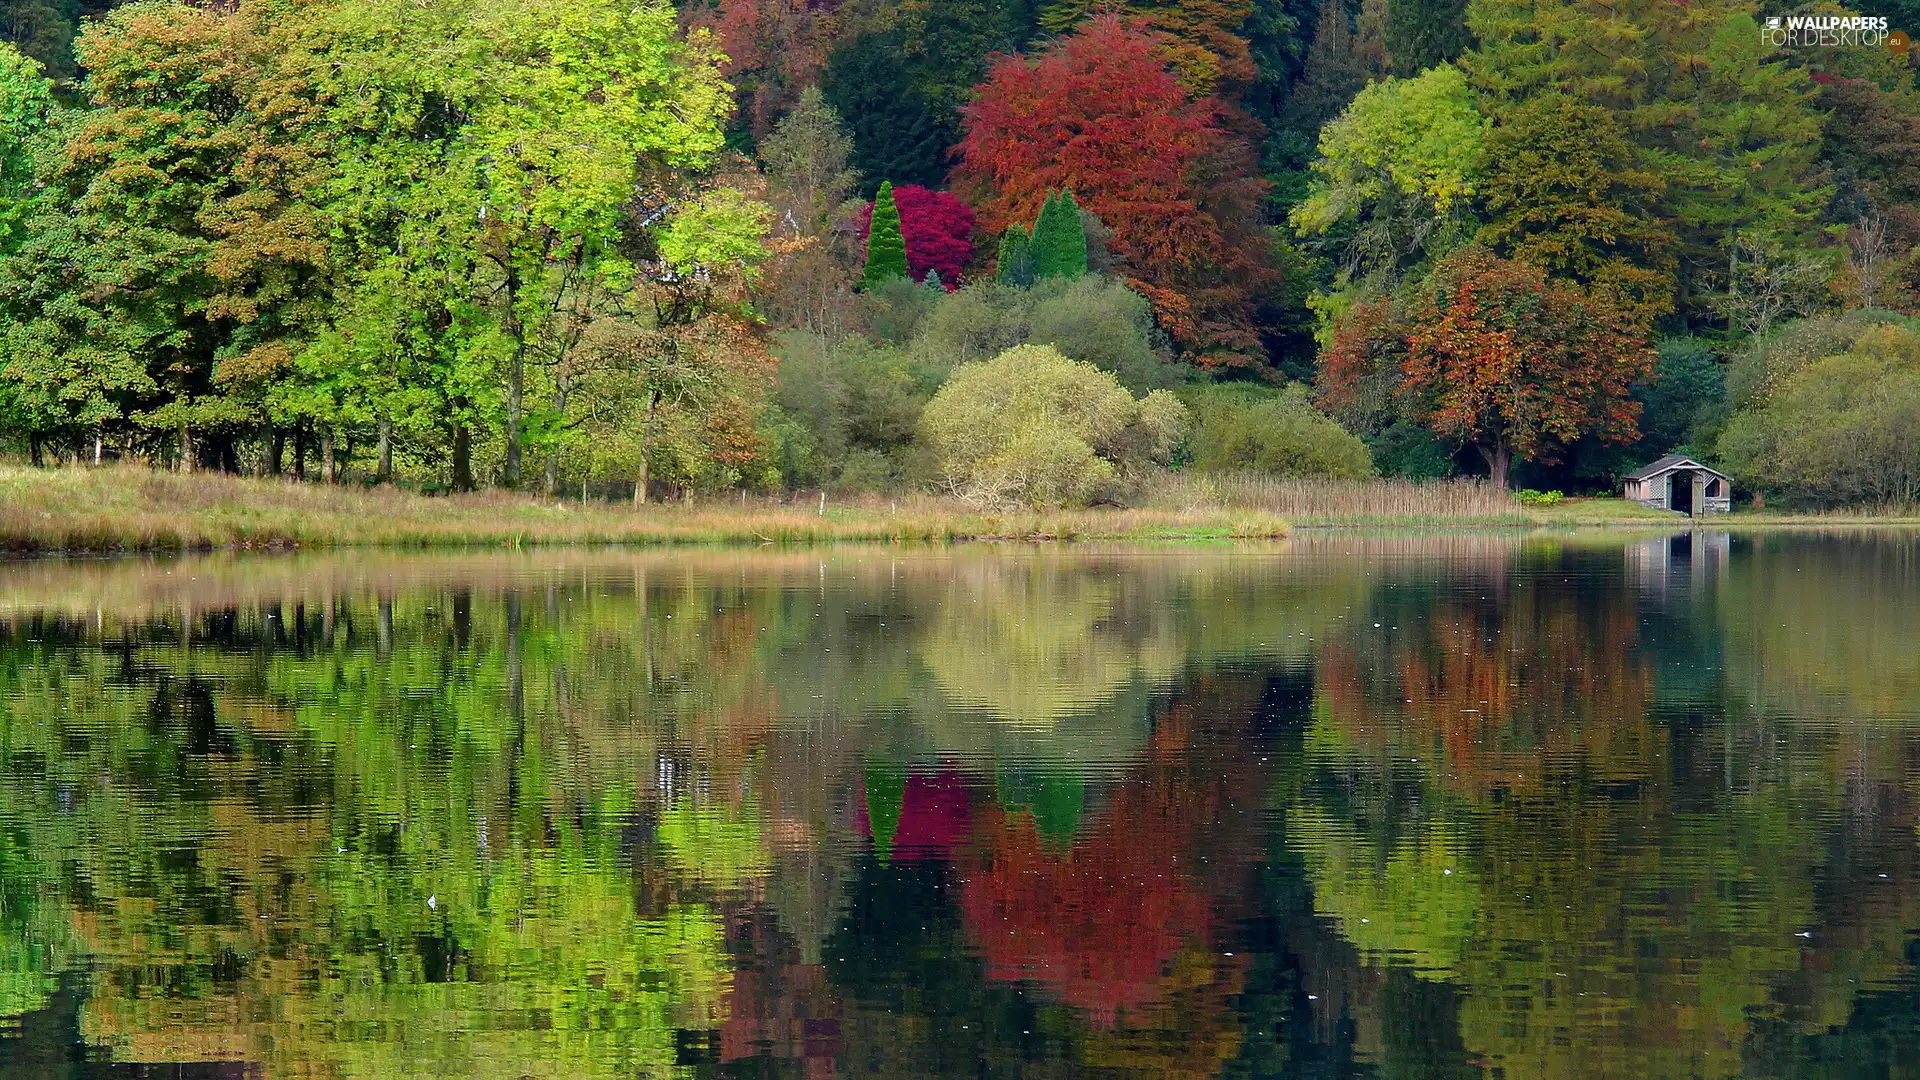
1145, 473, 1534, 525
0, 465, 1289, 553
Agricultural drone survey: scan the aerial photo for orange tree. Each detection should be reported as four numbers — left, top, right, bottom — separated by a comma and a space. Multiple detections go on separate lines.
1319, 246, 1653, 489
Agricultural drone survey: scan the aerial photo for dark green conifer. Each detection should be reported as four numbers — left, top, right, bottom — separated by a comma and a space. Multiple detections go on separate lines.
861, 181, 909, 289
995, 226, 1034, 287
1030, 188, 1087, 280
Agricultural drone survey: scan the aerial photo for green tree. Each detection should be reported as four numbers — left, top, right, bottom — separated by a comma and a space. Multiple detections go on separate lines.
1029, 189, 1089, 280
1476, 92, 1675, 323
1719, 319, 1920, 506
862, 180, 910, 289
995, 226, 1034, 287
822, 31, 951, 194
1385, 0, 1470, 76
1291, 63, 1487, 289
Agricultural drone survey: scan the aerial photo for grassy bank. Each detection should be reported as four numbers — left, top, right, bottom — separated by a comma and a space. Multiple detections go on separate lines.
0, 465, 1291, 552
5, 466, 1917, 554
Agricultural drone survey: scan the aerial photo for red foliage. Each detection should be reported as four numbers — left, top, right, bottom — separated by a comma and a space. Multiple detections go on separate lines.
953, 15, 1275, 367
857, 185, 976, 288
1395, 247, 1653, 485
958, 795, 1212, 1026
687, 0, 836, 138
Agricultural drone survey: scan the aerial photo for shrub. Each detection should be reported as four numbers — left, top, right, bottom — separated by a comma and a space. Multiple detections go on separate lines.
1184, 384, 1374, 479
1718, 319, 1920, 505
911, 275, 1185, 390
1027, 277, 1183, 391
1367, 421, 1455, 479
921, 345, 1189, 508
1515, 489, 1562, 507
772, 331, 929, 488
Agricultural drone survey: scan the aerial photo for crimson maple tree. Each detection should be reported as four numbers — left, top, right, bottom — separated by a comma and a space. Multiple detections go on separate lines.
857, 184, 975, 287
953, 15, 1275, 368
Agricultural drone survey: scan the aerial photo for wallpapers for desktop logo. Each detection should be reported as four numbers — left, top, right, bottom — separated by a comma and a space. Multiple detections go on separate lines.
1761, 13, 1911, 55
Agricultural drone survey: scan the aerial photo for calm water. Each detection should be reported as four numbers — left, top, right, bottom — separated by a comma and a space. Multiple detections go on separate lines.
0, 533, 1918, 1079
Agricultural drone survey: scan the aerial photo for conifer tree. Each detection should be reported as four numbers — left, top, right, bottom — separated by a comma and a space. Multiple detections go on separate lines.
1030, 189, 1088, 279
1386, 0, 1470, 76
996, 226, 1035, 286
861, 180, 909, 288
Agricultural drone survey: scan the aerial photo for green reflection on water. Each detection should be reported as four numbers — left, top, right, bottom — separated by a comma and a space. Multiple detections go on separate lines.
0, 536, 1916, 1078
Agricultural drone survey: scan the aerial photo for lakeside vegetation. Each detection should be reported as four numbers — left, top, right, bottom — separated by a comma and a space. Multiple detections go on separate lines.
6, 466, 1919, 554
1, 0, 1918, 517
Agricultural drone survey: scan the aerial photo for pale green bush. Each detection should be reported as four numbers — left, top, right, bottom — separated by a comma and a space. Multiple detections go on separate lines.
921, 345, 1190, 508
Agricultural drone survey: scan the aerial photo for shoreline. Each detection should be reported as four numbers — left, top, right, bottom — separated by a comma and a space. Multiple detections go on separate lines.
3, 465, 1917, 556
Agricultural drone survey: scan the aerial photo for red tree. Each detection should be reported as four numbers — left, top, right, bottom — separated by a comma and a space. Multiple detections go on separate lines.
1323, 247, 1653, 489
953, 15, 1275, 368
687, 0, 836, 138
857, 185, 975, 288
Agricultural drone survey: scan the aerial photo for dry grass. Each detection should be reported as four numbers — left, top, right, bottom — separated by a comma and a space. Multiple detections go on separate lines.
1144, 473, 1535, 525
0, 465, 1290, 553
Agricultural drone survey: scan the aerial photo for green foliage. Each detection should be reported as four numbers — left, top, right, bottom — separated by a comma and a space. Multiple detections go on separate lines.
772, 331, 930, 489
1476, 92, 1674, 321
1514, 488, 1561, 506
1367, 419, 1456, 479
0, 41, 50, 253
1638, 336, 1726, 455
921, 344, 1190, 507
1029, 189, 1089, 280
1719, 317, 1920, 505
862, 180, 910, 289
1385, 0, 1471, 76
1026, 276, 1181, 391
1183, 382, 1375, 478
995, 227, 1034, 287
822, 31, 952, 194
910, 276, 1186, 391
1292, 63, 1487, 288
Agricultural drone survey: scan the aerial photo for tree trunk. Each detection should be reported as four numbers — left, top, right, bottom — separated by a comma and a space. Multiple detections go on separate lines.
93, 433, 102, 466
543, 386, 567, 497
1478, 440, 1512, 492
321, 427, 336, 483
177, 424, 194, 474
452, 424, 474, 492
503, 268, 524, 489
28, 432, 41, 468
634, 390, 659, 506
376, 416, 393, 485
268, 428, 285, 477
293, 423, 306, 481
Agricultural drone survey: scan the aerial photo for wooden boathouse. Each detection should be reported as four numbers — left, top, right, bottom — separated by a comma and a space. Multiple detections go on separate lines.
1622, 454, 1732, 515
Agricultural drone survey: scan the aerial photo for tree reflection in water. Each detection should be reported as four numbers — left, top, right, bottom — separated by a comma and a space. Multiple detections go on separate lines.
0, 536, 1918, 1077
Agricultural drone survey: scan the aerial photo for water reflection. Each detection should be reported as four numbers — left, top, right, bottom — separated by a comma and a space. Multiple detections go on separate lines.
0, 535, 1918, 1077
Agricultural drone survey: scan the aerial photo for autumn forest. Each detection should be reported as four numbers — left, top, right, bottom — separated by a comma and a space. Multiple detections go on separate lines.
1, 0, 1919, 500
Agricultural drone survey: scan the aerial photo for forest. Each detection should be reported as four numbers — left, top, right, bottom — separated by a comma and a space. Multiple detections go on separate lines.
1, 0, 1918, 503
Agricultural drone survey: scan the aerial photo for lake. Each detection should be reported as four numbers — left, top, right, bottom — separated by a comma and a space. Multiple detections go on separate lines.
0, 532, 1917, 1078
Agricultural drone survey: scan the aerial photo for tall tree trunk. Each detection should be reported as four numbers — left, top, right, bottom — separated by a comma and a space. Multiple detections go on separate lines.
177, 424, 194, 474
376, 416, 393, 485
93, 433, 102, 466
321, 427, 336, 483
634, 390, 659, 506
268, 428, 285, 477
452, 424, 474, 492
503, 267, 524, 488
543, 386, 567, 496
293, 423, 306, 481
28, 432, 41, 468
1478, 440, 1512, 491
